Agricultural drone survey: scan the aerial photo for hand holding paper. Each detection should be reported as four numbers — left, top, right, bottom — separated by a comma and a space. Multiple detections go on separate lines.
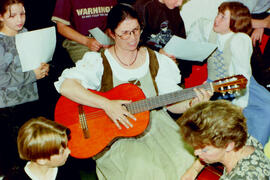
34, 63, 50, 80
89, 27, 114, 46
164, 35, 217, 61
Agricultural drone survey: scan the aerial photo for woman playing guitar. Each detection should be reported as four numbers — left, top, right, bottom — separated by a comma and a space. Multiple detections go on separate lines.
54, 4, 212, 180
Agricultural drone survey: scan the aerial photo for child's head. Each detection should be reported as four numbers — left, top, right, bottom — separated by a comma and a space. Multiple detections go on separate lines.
213, 2, 252, 35
17, 117, 70, 167
158, 0, 183, 9
0, 0, 25, 33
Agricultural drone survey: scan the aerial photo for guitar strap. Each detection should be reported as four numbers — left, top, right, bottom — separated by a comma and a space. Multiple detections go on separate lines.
100, 47, 159, 95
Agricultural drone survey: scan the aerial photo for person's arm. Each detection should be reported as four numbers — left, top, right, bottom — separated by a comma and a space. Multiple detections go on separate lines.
252, 15, 270, 29
0, 45, 48, 88
56, 21, 103, 52
59, 78, 136, 129
34, 63, 50, 80
181, 159, 205, 180
55, 52, 136, 129
159, 48, 177, 63
154, 52, 212, 114
167, 88, 212, 114
251, 15, 270, 45
229, 33, 252, 108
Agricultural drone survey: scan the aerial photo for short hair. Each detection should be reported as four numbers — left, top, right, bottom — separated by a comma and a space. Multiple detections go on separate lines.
218, 2, 252, 35
177, 100, 247, 151
106, 3, 143, 33
0, 0, 25, 29
17, 117, 68, 161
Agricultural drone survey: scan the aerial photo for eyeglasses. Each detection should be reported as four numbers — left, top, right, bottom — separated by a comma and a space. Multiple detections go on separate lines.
115, 27, 141, 40
201, 148, 209, 153
195, 147, 209, 154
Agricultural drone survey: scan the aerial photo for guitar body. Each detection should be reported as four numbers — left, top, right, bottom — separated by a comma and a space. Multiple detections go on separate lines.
55, 83, 149, 159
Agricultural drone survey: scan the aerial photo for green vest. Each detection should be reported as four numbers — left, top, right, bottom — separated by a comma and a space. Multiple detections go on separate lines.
100, 48, 159, 96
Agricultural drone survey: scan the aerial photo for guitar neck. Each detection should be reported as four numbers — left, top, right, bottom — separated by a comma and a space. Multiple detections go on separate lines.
126, 83, 213, 114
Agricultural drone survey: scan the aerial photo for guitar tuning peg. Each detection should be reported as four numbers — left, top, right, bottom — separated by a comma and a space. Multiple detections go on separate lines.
230, 77, 237, 81
234, 90, 240, 96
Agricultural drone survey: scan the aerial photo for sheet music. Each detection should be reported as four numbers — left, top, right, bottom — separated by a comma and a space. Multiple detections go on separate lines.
164, 35, 217, 61
16, 26, 56, 72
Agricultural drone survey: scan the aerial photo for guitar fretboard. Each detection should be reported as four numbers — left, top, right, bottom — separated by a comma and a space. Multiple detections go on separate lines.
125, 83, 212, 114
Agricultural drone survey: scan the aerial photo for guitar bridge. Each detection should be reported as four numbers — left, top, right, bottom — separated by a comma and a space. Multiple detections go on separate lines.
78, 105, 90, 139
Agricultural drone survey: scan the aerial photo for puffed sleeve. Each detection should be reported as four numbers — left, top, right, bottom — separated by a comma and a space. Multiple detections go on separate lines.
54, 52, 104, 93
154, 52, 182, 95
187, 18, 213, 42
229, 33, 252, 107
51, 0, 72, 25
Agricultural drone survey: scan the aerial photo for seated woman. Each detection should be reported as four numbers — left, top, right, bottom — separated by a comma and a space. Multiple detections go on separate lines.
187, 1, 270, 146
4, 117, 81, 179
54, 3, 212, 180
178, 100, 270, 180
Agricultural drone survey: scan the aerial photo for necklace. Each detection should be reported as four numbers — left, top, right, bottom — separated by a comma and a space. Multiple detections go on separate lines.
114, 46, 138, 66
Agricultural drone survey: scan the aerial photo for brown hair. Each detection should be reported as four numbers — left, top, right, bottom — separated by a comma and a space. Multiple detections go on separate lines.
106, 3, 143, 33
218, 2, 252, 35
17, 117, 68, 161
0, 0, 24, 29
177, 100, 247, 151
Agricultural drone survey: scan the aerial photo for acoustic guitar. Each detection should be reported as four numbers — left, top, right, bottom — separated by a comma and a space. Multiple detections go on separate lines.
54, 75, 247, 159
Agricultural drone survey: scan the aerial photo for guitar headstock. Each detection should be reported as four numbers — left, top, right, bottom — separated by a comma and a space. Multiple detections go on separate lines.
212, 75, 248, 95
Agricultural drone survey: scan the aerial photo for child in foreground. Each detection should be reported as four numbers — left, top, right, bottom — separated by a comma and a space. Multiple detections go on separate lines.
4, 117, 80, 180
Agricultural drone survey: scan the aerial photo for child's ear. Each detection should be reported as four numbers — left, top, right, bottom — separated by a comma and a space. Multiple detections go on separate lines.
36, 158, 49, 165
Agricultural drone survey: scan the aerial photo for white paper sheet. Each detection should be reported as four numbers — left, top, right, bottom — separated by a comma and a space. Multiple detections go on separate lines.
164, 35, 217, 62
89, 27, 114, 45
15, 26, 56, 72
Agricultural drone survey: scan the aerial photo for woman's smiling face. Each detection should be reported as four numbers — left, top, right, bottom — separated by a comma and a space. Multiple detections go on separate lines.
113, 18, 141, 51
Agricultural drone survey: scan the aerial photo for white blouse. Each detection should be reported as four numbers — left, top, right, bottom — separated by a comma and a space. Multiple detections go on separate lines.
55, 48, 182, 96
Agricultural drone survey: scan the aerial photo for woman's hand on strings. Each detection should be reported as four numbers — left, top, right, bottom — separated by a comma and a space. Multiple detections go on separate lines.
189, 88, 213, 107
103, 100, 136, 129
